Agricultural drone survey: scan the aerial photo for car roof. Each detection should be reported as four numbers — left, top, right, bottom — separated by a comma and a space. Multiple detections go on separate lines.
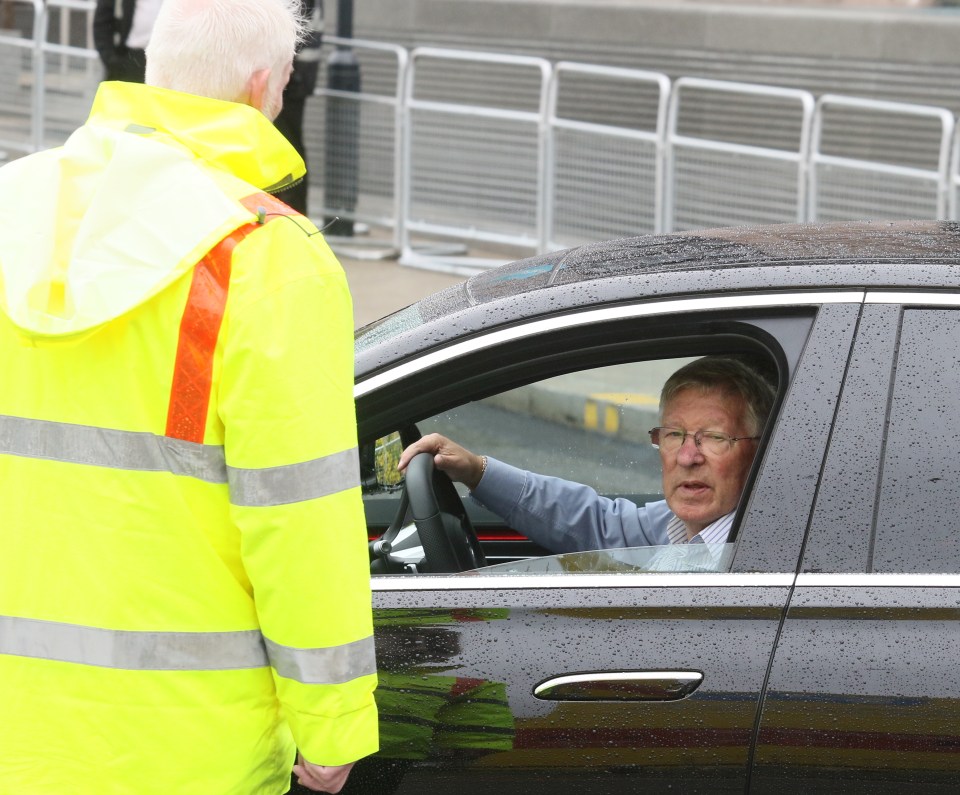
355, 220, 960, 379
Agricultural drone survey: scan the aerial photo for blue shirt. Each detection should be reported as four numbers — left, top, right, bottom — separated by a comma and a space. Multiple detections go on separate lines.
472, 457, 733, 554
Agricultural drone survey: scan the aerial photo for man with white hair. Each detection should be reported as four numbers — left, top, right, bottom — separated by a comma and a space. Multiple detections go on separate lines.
0, 0, 377, 792
400, 356, 775, 555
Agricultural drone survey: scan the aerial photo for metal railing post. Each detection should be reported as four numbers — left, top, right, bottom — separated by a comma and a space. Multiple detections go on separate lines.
30, 0, 45, 152
323, 0, 361, 236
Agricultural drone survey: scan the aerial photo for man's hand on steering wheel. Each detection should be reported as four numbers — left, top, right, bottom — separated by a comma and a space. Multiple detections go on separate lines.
398, 433, 486, 491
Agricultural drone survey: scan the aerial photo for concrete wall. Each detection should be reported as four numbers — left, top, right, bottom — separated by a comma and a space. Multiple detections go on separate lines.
329, 0, 960, 110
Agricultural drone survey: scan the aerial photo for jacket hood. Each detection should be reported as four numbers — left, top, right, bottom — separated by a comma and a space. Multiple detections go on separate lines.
0, 82, 305, 338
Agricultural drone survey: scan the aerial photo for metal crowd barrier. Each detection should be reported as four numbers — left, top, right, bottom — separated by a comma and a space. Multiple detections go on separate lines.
0, 0, 97, 164
545, 62, 670, 250
0, 0, 44, 160
951, 127, 960, 222
665, 77, 815, 232
306, 36, 407, 257
36, 0, 99, 151
809, 94, 955, 223
13, 25, 960, 273
398, 47, 552, 273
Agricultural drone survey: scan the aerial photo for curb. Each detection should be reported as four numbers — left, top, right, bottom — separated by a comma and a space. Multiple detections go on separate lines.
485, 383, 660, 445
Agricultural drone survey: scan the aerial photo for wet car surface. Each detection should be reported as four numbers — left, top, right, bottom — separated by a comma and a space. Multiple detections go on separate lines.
329, 221, 960, 794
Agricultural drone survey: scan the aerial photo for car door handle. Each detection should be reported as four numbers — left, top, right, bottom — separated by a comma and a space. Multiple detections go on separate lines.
533, 671, 703, 702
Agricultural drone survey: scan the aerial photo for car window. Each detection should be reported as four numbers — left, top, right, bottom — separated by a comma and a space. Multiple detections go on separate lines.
363, 354, 782, 576
419, 359, 692, 495
362, 358, 691, 510
871, 308, 960, 573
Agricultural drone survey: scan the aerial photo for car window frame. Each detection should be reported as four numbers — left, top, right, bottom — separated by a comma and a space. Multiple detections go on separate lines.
356, 291, 864, 584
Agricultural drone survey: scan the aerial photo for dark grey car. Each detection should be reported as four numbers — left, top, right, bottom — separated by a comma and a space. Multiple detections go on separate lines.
329, 221, 960, 794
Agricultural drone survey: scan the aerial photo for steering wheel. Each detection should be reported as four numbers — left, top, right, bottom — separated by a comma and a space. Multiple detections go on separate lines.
403, 452, 487, 573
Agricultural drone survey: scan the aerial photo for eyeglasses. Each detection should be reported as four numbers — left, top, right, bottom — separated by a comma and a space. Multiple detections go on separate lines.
648, 426, 760, 457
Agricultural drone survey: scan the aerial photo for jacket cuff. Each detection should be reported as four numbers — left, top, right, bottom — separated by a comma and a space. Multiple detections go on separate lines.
289, 690, 380, 766
470, 456, 526, 520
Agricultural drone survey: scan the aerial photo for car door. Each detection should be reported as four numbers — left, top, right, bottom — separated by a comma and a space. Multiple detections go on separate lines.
350, 293, 861, 795
753, 294, 960, 793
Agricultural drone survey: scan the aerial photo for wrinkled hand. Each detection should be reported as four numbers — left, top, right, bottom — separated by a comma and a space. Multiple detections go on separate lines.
292, 756, 354, 793
398, 433, 486, 490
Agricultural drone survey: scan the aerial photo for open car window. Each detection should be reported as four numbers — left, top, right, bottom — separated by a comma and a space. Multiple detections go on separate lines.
362, 357, 693, 514
363, 354, 773, 576
419, 358, 693, 495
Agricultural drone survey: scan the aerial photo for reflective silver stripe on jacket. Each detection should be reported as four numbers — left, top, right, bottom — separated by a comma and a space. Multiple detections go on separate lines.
228, 447, 360, 507
265, 634, 377, 685
0, 415, 227, 483
0, 416, 360, 505
1, 616, 377, 684
0, 615, 267, 670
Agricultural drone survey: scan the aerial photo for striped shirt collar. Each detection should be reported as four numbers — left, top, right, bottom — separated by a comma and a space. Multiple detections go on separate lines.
665, 511, 735, 545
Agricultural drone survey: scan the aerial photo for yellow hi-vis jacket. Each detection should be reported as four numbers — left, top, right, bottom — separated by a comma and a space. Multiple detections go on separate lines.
0, 82, 378, 794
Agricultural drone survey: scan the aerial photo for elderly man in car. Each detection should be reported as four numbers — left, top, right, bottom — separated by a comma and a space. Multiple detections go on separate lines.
398, 355, 776, 553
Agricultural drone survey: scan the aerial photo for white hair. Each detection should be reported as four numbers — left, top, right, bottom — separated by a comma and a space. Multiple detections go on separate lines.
660, 355, 777, 437
145, 0, 304, 104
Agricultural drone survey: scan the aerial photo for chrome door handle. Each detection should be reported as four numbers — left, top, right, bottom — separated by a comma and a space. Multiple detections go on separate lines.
533, 671, 703, 702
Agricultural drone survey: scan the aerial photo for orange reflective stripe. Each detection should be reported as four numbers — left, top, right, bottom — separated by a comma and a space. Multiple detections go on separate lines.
165, 193, 300, 443
165, 225, 254, 442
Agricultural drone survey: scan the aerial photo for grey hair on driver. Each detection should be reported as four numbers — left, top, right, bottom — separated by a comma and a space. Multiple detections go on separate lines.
659, 355, 777, 437
145, 0, 304, 104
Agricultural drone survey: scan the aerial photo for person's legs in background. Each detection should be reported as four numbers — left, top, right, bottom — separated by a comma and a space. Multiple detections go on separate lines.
272, 93, 309, 215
